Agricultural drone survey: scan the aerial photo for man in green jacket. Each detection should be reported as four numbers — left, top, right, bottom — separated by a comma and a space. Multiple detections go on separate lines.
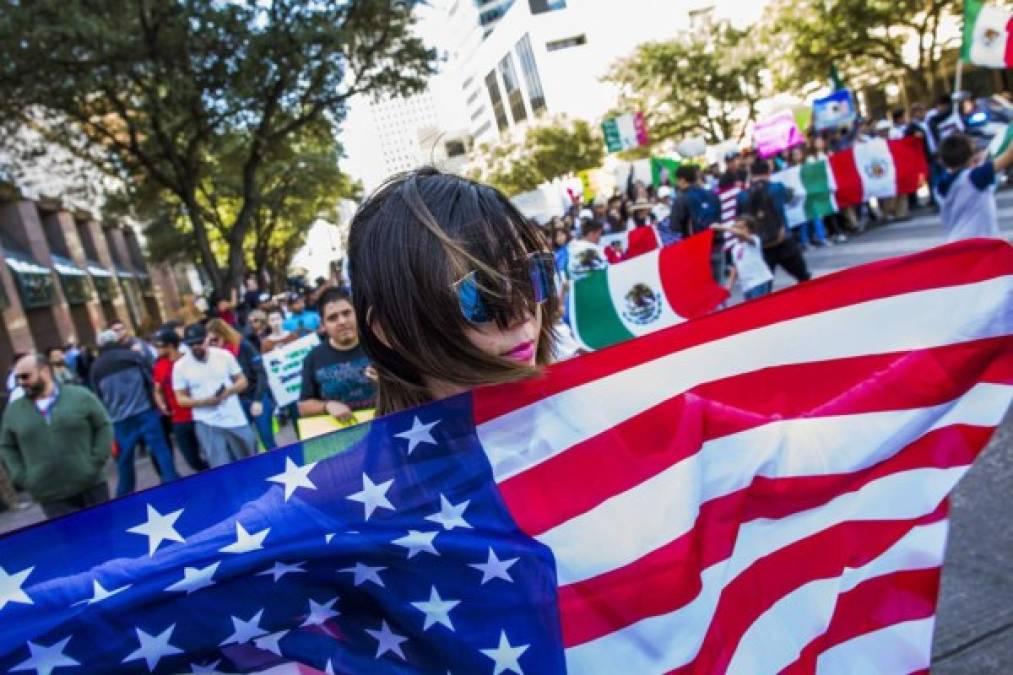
0, 353, 113, 518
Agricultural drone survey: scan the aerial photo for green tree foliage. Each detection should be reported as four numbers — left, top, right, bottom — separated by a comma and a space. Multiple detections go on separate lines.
0, 0, 434, 292
763, 0, 961, 99
469, 117, 605, 196
605, 24, 767, 146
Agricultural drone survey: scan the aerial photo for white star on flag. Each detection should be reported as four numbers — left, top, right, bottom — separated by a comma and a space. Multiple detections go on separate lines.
392, 530, 440, 559
424, 494, 472, 530
0, 564, 34, 610
469, 548, 518, 585
365, 620, 408, 660
188, 660, 221, 673
165, 562, 219, 594
267, 457, 318, 501
219, 522, 270, 554
480, 630, 529, 675
394, 415, 439, 454
11, 635, 78, 675
347, 473, 394, 520
256, 561, 305, 582
122, 624, 183, 672
219, 609, 268, 646
127, 505, 184, 556
324, 533, 336, 544
325, 659, 335, 675
339, 562, 386, 587
253, 630, 288, 656
301, 596, 340, 627
410, 586, 460, 631
75, 579, 131, 605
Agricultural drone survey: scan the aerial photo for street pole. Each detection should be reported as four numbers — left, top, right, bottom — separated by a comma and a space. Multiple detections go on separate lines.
954, 58, 964, 96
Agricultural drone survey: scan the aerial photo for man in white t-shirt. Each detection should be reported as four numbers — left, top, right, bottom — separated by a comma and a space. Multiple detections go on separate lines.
566, 218, 608, 280
172, 323, 257, 467
714, 217, 774, 301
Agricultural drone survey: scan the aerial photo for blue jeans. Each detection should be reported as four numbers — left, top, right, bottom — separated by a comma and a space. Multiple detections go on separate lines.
806, 217, 827, 245
743, 281, 773, 300
241, 394, 276, 451
114, 409, 179, 496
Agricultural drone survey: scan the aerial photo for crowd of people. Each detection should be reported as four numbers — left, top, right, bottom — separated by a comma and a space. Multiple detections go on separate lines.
1, 94, 1008, 522
0, 280, 378, 518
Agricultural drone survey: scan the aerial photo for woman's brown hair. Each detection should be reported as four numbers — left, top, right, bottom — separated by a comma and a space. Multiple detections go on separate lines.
348, 168, 558, 415
205, 318, 242, 348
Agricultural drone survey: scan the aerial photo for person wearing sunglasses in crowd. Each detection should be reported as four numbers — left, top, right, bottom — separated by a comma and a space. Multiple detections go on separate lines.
297, 287, 377, 424
205, 318, 275, 450
347, 168, 559, 415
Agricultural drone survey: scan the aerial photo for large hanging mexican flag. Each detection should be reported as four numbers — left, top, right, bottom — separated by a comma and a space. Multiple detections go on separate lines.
772, 137, 928, 228
963, 0, 1013, 68
569, 231, 728, 351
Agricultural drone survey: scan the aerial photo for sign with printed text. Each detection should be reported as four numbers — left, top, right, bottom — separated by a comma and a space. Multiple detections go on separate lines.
264, 332, 320, 407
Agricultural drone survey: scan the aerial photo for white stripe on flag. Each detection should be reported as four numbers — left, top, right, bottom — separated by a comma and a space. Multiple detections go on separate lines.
774, 165, 809, 226
969, 5, 1012, 69
604, 248, 686, 337
540, 383, 1009, 586
478, 276, 1013, 483
852, 138, 898, 200
814, 617, 935, 674
727, 520, 947, 674
563, 467, 964, 673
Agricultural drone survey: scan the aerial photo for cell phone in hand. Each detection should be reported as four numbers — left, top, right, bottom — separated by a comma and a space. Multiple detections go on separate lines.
215, 384, 226, 397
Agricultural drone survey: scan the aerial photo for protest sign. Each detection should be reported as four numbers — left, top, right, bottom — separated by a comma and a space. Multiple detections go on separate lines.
812, 89, 857, 131
263, 332, 320, 407
753, 109, 806, 158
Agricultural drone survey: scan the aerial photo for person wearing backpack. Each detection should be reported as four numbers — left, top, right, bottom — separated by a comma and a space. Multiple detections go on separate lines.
671, 164, 725, 282
736, 158, 812, 284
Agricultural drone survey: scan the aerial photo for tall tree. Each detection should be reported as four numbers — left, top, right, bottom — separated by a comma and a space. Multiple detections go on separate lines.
763, 0, 961, 99
605, 24, 767, 146
469, 116, 605, 196
0, 0, 434, 292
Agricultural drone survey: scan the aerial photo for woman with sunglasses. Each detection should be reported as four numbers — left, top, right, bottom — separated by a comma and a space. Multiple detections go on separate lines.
347, 168, 559, 415
205, 318, 276, 450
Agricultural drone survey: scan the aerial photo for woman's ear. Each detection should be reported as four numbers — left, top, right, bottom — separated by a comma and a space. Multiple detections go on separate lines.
367, 307, 392, 349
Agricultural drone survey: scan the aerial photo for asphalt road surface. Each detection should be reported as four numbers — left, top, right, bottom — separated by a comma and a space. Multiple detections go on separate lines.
0, 194, 1010, 672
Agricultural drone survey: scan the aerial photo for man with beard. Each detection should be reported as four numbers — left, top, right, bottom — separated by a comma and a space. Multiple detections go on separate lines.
0, 353, 113, 518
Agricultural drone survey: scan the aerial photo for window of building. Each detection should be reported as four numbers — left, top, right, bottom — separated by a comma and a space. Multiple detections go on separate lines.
466, 89, 481, 107
515, 34, 547, 115
498, 53, 527, 124
546, 34, 587, 52
485, 70, 510, 132
471, 105, 487, 122
445, 140, 468, 157
529, 0, 566, 13
474, 120, 493, 138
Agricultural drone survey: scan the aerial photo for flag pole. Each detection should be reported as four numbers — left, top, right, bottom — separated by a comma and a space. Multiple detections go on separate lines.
954, 57, 964, 95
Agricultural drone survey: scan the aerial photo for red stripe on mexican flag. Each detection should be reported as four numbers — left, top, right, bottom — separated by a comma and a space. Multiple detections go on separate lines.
828, 137, 928, 210
569, 231, 727, 351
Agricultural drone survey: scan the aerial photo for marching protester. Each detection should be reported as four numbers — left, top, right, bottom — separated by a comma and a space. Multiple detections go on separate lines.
671, 164, 723, 280
936, 132, 1013, 242
347, 168, 558, 414
713, 215, 774, 301
298, 287, 377, 423
206, 318, 275, 450
46, 346, 80, 385
151, 328, 209, 473
283, 291, 321, 335
243, 308, 267, 352
261, 306, 299, 353
567, 218, 609, 280
110, 318, 156, 365
737, 158, 812, 284
172, 323, 258, 467
90, 329, 179, 496
0, 353, 112, 518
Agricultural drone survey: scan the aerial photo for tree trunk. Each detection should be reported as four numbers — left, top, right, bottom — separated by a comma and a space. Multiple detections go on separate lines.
181, 190, 226, 295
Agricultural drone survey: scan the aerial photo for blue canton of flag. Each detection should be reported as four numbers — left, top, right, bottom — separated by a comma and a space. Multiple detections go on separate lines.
0, 394, 565, 674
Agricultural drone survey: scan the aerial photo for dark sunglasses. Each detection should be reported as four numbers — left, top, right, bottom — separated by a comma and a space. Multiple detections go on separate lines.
453, 252, 554, 325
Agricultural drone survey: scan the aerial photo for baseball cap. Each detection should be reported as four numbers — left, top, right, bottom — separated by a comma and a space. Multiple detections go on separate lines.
96, 329, 119, 348
875, 119, 892, 132
182, 323, 207, 346
153, 328, 180, 347
578, 208, 594, 220
657, 185, 674, 199
724, 149, 741, 160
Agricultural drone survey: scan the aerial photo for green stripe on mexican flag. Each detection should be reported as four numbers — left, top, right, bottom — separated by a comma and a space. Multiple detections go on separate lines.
773, 160, 838, 227
569, 231, 728, 351
963, 0, 1013, 68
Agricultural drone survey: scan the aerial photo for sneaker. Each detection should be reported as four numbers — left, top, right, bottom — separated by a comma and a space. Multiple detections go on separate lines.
835, 233, 848, 243
812, 240, 829, 247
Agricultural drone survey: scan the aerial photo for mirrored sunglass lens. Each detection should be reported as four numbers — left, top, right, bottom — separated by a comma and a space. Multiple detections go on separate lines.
457, 273, 492, 323
528, 255, 553, 303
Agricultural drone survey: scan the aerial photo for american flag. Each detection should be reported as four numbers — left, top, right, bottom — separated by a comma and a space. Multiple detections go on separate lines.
1, 238, 1010, 674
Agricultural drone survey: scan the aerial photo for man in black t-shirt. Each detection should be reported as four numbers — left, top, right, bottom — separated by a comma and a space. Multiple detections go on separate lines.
297, 287, 377, 424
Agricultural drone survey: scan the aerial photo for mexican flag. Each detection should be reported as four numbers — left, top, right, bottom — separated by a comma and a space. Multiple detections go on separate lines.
650, 156, 680, 187
773, 138, 927, 228
569, 231, 728, 351
963, 0, 1013, 68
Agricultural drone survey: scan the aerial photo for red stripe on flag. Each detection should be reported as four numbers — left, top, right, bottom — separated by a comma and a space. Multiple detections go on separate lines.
1006, 16, 1013, 68
779, 567, 942, 675
828, 146, 863, 209
659, 230, 729, 318
889, 136, 929, 195
667, 503, 948, 675
473, 239, 1013, 424
557, 427, 984, 647
498, 339, 1012, 537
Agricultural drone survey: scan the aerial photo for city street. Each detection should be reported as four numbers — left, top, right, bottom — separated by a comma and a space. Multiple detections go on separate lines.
0, 197, 1010, 670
